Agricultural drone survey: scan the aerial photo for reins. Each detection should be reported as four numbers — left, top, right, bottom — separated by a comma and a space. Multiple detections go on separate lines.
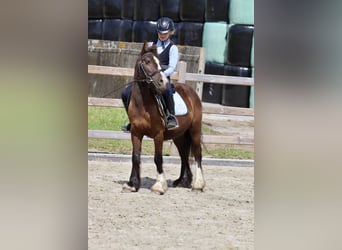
102, 81, 133, 98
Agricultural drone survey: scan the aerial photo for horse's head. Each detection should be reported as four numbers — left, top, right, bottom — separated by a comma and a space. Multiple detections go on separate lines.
135, 41, 168, 94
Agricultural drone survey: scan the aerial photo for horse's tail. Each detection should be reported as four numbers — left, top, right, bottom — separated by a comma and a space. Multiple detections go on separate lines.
188, 134, 207, 166
200, 134, 209, 155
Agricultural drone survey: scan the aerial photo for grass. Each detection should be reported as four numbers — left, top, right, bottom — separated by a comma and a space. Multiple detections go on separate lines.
88, 106, 253, 159
88, 106, 128, 131
202, 145, 253, 159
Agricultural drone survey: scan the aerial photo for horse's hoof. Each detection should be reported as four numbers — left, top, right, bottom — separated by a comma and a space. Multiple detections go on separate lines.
192, 180, 205, 191
122, 183, 137, 192
151, 182, 167, 195
191, 187, 204, 192
191, 180, 205, 192
173, 178, 192, 188
151, 189, 165, 195
151, 174, 168, 195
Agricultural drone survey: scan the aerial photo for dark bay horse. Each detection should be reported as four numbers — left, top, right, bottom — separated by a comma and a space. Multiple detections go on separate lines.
122, 41, 205, 194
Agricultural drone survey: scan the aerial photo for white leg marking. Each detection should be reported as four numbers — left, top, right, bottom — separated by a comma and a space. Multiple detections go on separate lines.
151, 173, 168, 195
192, 164, 205, 191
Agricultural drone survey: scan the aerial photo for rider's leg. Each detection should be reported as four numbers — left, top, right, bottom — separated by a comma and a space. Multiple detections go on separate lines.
162, 82, 178, 130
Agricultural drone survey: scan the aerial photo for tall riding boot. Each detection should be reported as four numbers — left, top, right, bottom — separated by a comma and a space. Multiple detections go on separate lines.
163, 90, 178, 130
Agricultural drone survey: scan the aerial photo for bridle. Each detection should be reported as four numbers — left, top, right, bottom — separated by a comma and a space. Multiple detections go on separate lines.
137, 52, 164, 93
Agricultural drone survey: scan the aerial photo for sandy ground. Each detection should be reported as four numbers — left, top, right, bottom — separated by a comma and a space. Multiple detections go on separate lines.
88, 160, 254, 249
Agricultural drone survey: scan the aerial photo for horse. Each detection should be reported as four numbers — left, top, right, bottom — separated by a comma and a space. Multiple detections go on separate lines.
122, 41, 205, 195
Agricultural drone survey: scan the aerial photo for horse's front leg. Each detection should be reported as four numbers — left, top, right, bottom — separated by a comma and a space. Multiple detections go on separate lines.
122, 134, 143, 192
151, 133, 168, 195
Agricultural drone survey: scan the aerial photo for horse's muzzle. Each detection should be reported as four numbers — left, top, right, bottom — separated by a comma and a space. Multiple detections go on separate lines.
158, 71, 168, 90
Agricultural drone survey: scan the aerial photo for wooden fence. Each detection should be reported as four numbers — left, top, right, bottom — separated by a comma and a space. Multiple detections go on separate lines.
88, 61, 254, 145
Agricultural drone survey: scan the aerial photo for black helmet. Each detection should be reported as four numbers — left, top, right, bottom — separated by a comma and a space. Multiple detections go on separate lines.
156, 17, 175, 34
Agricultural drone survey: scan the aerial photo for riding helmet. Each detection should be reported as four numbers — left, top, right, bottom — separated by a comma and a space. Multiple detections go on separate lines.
156, 17, 175, 34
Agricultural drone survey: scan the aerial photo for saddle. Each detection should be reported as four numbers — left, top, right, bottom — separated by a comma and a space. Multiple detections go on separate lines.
154, 90, 188, 124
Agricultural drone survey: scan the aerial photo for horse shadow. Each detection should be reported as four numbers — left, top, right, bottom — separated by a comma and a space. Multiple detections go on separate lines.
114, 177, 174, 190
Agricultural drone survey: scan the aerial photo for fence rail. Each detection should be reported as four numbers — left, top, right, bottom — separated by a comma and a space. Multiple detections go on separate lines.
88, 97, 254, 116
88, 130, 254, 145
88, 62, 254, 86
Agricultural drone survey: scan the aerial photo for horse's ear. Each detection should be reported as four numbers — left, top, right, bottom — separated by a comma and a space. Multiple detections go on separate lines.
141, 41, 149, 54
150, 44, 157, 54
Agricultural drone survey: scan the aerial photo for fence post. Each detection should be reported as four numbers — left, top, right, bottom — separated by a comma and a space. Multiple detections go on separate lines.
177, 61, 187, 84
196, 47, 205, 100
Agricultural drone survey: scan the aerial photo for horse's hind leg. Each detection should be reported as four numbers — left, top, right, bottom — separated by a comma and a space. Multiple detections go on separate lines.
150, 133, 168, 195
172, 133, 193, 188
189, 128, 205, 191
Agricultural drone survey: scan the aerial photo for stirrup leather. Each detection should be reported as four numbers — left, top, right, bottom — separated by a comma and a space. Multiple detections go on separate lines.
154, 94, 174, 129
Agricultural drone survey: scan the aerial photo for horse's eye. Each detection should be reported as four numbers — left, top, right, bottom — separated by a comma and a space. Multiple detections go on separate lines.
145, 60, 150, 64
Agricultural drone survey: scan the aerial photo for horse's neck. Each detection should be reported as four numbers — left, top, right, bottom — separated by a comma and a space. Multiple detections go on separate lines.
132, 82, 155, 109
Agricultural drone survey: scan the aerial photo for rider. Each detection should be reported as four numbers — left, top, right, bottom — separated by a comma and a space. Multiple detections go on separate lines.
121, 17, 179, 132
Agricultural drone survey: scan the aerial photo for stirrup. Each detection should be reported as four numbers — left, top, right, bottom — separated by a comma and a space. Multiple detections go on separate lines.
166, 115, 178, 130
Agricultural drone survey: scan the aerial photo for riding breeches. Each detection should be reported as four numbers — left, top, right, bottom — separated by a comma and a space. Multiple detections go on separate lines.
121, 83, 133, 112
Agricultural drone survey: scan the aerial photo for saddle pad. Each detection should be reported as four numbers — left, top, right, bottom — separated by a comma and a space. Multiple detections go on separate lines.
174, 91, 188, 116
